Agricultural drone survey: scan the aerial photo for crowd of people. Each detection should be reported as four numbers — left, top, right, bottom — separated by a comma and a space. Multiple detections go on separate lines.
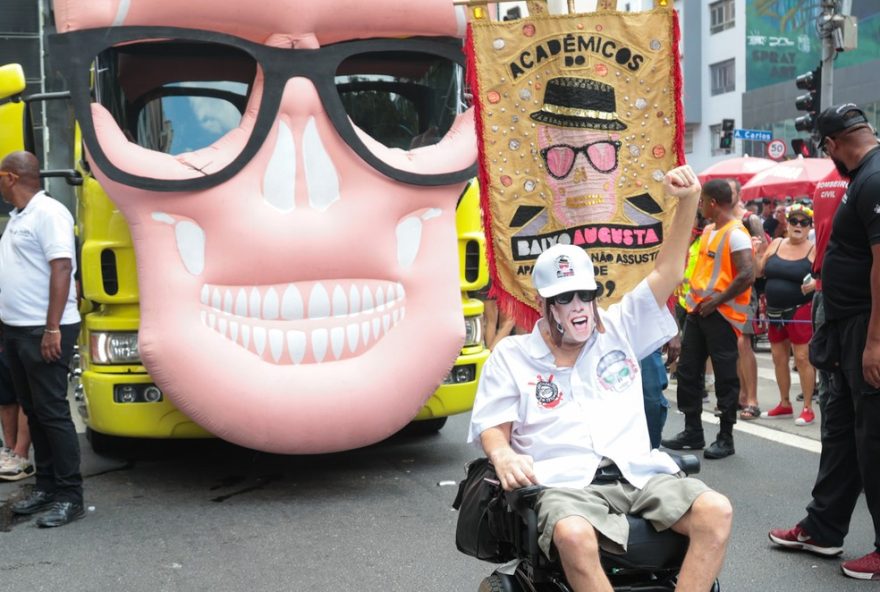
1, 96, 877, 582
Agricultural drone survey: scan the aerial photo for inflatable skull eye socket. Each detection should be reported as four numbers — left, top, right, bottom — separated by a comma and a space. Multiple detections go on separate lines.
49, 26, 476, 191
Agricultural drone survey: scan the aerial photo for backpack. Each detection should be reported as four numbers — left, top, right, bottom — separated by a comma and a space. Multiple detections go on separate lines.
452, 458, 511, 562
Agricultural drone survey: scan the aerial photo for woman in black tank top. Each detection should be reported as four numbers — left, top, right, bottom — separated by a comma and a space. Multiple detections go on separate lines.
756, 205, 817, 426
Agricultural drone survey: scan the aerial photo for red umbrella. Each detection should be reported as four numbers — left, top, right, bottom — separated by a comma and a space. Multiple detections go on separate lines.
697, 156, 777, 186
740, 156, 836, 201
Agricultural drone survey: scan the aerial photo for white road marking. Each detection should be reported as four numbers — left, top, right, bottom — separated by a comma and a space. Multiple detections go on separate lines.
700, 411, 821, 454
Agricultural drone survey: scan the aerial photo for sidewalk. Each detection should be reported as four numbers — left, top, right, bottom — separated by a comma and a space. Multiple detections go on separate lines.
666, 348, 821, 442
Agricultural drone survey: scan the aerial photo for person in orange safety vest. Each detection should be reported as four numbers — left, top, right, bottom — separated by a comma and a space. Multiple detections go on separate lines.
661, 179, 755, 460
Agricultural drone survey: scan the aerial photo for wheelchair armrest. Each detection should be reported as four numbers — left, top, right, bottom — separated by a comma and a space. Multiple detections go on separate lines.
670, 453, 701, 476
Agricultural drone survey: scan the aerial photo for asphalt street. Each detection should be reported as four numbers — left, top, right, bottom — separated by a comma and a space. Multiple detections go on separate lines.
0, 350, 873, 591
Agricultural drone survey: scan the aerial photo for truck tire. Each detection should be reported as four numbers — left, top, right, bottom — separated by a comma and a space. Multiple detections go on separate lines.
400, 417, 447, 436
86, 428, 130, 457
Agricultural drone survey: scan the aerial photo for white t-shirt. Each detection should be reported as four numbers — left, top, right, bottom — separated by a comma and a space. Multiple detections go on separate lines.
708, 226, 751, 252
468, 279, 680, 489
0, 191, 80, 326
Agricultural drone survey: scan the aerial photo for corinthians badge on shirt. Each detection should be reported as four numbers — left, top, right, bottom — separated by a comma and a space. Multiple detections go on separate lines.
531, 374, 564, 408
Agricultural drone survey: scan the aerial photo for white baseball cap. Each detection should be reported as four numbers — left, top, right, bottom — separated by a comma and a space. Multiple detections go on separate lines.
532, 244, 598, 298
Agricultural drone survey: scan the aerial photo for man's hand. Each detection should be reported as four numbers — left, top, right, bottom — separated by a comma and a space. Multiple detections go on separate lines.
41, 331, 62, 363
864, 341, 880, 389
663, 165, 702, 201
489, 447, 538, 491
664, 334, 682, 367
696, 293, 723, 317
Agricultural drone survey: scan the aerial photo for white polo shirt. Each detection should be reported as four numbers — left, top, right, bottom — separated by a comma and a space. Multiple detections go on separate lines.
0, 191, 80, 326
468, 279, 680, 489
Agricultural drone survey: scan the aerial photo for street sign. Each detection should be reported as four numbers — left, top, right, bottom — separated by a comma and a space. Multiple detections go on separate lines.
767, 139, 786, 161
734, 128, 772, 142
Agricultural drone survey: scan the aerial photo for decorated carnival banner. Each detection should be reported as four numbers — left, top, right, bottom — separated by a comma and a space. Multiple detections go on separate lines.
465, 1, 684, 326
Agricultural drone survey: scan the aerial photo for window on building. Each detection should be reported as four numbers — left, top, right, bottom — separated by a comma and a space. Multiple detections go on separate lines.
710, 0, 735, 34
710, 59, 735, 95
684, 125, 694, 154
710, 123, 728, 157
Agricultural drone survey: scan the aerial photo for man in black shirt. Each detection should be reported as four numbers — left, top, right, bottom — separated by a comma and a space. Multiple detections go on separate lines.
768, 103, 880, 580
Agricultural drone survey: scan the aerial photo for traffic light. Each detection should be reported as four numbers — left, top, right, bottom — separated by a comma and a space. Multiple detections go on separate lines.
794, 64, 821, 132
720, 119, 734, 151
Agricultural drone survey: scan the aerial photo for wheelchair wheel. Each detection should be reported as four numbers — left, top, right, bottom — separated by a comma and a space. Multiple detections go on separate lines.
477, 573, 521, 592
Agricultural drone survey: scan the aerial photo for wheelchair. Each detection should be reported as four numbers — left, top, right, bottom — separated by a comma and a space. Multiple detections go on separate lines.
470, 455, 721, 592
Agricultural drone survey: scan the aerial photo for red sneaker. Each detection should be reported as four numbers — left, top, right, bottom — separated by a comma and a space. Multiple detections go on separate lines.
795, 408, 815, 426
768, 525, 843, 557
841, 551, 880, 580
762, 403, 794, 419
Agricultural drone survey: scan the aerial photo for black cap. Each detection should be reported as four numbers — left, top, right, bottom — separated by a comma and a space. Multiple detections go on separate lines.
817, 103, 869, 147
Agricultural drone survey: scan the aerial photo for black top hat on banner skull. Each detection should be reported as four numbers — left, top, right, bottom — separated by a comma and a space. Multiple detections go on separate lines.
530, 77, 628, 131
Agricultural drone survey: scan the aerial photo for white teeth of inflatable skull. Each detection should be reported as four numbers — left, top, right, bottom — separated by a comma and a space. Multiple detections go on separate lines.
199, 280, 406, 364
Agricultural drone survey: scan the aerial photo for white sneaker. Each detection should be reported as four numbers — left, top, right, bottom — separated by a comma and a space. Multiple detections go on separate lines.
0, 455, 35, 481
0, 447, 13, 463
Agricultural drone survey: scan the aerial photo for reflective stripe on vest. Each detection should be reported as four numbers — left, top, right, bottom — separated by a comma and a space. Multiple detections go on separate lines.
685, 220, 752, 331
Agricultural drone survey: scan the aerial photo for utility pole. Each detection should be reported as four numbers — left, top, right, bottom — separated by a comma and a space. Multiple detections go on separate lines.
818, 0, 837, 110
817, 0, 858, 110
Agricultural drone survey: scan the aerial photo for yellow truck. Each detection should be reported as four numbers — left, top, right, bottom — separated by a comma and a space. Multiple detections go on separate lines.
0, 61, 489, 453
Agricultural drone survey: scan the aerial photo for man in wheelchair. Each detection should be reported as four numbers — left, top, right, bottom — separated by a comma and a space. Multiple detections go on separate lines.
468, 166, 732, 592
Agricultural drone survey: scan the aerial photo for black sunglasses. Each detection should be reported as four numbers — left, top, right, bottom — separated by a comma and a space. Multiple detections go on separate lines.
551, 290, 597, 305
48, 26, 475, 192
787, 217, 812, 227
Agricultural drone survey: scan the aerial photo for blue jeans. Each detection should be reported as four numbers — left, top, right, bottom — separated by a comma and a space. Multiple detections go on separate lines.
641, 349, 669, 449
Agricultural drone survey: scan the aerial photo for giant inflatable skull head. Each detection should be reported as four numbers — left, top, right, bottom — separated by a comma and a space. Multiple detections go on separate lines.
53, 0, 477, 452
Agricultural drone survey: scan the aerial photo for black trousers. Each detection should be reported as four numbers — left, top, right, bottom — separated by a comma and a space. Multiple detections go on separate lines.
800, 312, 880, 550
675, 311, 740, 435
1, 322, 83, 504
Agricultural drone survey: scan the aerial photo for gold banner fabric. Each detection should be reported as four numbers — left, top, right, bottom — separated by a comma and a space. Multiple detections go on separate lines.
467, 6, 683, 325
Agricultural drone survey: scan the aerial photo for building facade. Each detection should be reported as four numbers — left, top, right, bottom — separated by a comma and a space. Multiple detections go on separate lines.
678, 0, 880, 173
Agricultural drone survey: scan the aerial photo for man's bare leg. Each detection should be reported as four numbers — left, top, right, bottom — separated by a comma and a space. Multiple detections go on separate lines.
554, 516, 613, 592
670, 491, 732, 592
12, 407, 31, 458
737, 334, 758, 408
0, 404, 17, 449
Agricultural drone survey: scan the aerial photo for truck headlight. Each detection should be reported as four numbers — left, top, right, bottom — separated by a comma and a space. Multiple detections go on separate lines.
464, 315, 483, 348
90, 331, 141, 364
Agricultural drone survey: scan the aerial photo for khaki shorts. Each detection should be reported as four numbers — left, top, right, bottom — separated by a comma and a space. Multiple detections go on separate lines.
741, 291, 758, 335
535, 474, 712, 557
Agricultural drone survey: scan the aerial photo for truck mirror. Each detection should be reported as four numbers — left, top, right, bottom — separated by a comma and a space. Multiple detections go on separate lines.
0, 64, 27, 161
0, 64, 26, 100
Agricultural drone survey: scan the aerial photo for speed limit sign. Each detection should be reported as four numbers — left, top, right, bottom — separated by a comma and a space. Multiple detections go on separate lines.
767, 139, 786, 161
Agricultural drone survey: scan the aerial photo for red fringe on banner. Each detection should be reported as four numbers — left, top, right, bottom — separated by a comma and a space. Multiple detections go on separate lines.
465, 24, 541, 332
671, 9, 685, 167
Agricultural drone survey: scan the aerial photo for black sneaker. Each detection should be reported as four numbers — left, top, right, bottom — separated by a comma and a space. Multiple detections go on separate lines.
661, 430, 705, 450
704, 435, 735, 459
11, 490, 55, 515
35, 501, 85, 528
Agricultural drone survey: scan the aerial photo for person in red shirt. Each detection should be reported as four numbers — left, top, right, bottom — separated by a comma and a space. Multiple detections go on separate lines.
812, 172, 848, 293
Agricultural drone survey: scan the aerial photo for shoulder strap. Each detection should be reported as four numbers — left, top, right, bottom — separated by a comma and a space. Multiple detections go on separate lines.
771, 238, 782, 256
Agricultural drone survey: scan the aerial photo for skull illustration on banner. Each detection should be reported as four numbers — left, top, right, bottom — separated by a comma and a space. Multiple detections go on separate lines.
52, 0, 477, 452
467, 4, 684, 324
